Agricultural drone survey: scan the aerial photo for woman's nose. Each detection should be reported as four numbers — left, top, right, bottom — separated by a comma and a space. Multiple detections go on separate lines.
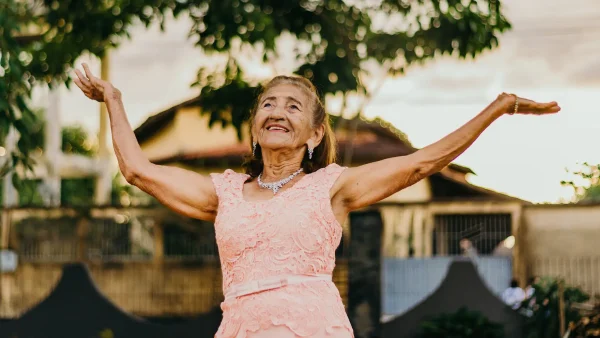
269, 108, 285, 119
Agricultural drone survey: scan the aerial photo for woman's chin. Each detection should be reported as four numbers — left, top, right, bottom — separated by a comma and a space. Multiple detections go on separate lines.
260, 136, 293, 149
260, 141, 294, 151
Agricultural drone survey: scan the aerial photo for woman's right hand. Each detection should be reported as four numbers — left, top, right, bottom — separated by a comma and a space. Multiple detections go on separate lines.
497, 92, 561, 116
73, 63, 121, 102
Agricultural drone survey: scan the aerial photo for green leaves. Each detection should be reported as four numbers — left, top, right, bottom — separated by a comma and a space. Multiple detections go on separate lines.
0, 0, 511, 180
418, 307, 504, 338
184, 0, 511, 130
561, 162, 600, 203
523, 277, 589, 338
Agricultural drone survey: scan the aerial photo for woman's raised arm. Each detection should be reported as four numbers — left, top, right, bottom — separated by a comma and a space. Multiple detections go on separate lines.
332, 93, 560, 212
74, 64, 218, 221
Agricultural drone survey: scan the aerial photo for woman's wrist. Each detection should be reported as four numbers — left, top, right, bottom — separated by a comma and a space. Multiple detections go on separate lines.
496, 93, 517, 116
104, 88, 122, 103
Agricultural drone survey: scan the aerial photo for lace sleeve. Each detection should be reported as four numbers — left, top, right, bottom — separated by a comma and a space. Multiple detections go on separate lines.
323, 163, 348, 190
210, 169, 242, 205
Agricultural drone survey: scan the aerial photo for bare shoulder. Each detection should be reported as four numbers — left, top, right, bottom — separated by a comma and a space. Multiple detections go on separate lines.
329, 157, 417, 212
329, 165, 357, 219
329, 166, 353, 198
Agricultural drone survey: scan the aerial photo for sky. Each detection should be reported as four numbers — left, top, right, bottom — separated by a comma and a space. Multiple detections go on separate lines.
35, 0, 600, 204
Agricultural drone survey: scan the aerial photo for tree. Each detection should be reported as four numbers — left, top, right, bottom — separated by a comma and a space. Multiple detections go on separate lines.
1, 0, 511, 175
0, 107, 98, 205
561, 162, 600, 203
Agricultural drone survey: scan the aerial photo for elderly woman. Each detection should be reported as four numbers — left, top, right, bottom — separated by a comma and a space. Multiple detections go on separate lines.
74, 63, 559, 338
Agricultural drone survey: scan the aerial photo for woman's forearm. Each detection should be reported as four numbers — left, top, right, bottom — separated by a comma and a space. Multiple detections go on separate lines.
104, 96, 149, 182
412, 96, 511, 176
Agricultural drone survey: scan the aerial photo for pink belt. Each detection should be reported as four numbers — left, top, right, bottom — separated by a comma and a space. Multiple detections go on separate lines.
224, 274, 332, 300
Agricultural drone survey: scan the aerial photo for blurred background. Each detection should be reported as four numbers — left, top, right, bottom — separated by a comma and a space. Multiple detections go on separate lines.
1, 0, 599, 337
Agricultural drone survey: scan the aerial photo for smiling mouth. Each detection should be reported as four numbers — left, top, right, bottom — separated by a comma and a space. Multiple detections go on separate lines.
266, 126, 289, 132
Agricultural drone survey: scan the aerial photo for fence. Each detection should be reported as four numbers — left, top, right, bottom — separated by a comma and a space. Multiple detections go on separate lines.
3, 203, 600, 321
432, 213, 512, 255
529, 256, 600, 299
0, 207, 350, 319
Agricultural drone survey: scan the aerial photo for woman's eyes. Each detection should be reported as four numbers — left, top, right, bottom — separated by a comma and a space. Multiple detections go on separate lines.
262, 102, 299, 111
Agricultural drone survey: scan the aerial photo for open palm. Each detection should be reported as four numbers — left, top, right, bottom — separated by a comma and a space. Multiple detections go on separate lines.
500, 93, 561, 116
73, 63, 120, 102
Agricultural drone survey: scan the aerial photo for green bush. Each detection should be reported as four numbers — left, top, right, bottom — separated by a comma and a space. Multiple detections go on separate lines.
524, 277, 590, 338
417, 307, 504, 338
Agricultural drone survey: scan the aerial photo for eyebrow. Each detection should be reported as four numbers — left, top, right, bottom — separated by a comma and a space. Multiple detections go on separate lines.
261, 96, 303, 108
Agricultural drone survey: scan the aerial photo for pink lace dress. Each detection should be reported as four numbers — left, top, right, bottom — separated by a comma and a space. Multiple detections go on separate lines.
210, 163, 354, 338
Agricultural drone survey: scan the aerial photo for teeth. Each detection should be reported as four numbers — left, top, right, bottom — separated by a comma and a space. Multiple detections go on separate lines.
268, 126, 287, 131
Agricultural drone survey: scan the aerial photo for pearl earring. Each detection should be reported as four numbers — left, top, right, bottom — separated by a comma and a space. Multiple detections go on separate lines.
252, 142, 257, 156
308, 147, 314, 160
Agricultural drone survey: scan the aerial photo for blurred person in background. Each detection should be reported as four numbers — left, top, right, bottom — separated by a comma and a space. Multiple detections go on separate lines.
502, 279, 526, 310
460, 238, 479, 260
73, 63, 559, 338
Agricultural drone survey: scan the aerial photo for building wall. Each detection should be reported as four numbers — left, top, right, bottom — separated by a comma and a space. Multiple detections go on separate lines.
376, 202, 600, 261
382, 181, 431, 203
138, 116, 181, 162
523, 204, 600, 297
140, 108, 250, 162
523, 204, 600, 258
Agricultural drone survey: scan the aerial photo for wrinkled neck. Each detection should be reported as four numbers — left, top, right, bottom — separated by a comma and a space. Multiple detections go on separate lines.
260, 149, 304, 182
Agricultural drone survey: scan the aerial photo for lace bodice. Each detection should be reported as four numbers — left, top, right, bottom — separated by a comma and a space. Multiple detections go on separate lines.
210, 163, 353, 338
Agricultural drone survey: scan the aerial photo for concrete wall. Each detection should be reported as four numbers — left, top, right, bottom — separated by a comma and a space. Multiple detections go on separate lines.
523, 204, 600, 258
522, 204, 600, 297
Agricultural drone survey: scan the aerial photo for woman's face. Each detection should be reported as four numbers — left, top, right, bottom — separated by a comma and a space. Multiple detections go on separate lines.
252, 83, 321, 152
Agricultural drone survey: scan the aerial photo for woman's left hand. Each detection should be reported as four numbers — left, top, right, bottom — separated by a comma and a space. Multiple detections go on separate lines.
498, 92, 561, 116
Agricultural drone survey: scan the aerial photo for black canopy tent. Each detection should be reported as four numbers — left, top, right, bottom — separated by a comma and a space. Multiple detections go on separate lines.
381, 258, 525, 338
0, 263, 222, 338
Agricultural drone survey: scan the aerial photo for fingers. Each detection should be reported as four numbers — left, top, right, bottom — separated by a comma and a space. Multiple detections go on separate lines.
73, 78, 93, 98
73, 77, 84, 91
521, 98, 560, 110
80, 63, 102, 90
548, 105, 561, 113
82, 63, 97, 83
73, 76, 89, 94
74, 69, 92, 88
81, 62, 111, 91
538, 101, 560, 113
73, 68, 95, 98
73, 78, 91, 93
530, 102, 561, 115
